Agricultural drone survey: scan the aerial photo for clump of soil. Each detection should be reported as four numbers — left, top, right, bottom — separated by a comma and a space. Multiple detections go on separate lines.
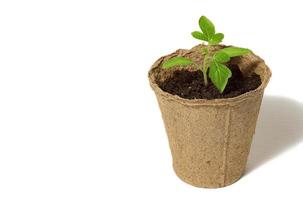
158, 65, 261, 100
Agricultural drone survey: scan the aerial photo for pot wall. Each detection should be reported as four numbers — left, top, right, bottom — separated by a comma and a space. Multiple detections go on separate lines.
156, 90, 263, 187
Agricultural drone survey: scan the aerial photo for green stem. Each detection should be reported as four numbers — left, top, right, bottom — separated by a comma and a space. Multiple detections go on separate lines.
202, 46, 210, 86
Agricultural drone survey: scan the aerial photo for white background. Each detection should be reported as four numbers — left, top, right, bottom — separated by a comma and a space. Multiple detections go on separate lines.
0, 0, 302, 199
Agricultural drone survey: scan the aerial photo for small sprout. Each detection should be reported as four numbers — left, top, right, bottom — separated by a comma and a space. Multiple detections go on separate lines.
200, 47, 208, 55
162, 16, 251, 93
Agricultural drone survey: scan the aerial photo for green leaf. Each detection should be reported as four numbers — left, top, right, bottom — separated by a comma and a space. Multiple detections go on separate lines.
191, 31, 208, 41
209, 61, 232, 93
209, 33, 224, 45
213, 51, 230, 63
219, 47, 251, 57
199, 16, 215, 41
162, 57, 193, 69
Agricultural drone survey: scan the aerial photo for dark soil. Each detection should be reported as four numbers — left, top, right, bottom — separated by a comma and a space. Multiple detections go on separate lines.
158, 65, 261, 100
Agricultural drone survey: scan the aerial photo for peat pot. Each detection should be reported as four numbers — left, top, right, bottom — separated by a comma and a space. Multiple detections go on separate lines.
148, 45, 271, 188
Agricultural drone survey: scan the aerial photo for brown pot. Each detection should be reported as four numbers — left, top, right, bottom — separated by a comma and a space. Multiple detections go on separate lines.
148, 45, 271, 188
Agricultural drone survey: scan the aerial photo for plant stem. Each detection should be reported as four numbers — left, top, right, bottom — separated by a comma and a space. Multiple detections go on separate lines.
202, 46, 210, 86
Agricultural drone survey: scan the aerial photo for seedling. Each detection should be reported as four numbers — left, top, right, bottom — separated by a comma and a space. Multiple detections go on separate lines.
162, 16, 251, 93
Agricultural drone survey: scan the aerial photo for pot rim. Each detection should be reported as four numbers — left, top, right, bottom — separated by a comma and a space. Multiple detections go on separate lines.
148, 46, 272, 107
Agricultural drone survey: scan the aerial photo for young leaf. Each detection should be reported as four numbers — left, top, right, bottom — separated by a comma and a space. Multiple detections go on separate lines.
199, 16, 215, 41
213, 51, 230, 63
209, 33, 224, 45
162, 57, 193, 69
209, 61, 232, 93
191, 31, 208, 41
219, 47, 251, 57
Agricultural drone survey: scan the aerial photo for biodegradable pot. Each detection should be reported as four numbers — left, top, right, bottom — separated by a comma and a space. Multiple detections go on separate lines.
148, 45, 271, 188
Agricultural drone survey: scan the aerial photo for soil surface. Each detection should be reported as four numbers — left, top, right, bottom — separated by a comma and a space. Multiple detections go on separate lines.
158, 65, 261, 100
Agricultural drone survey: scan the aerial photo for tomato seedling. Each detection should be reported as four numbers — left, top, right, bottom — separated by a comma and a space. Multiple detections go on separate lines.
162, 16, 251, 93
